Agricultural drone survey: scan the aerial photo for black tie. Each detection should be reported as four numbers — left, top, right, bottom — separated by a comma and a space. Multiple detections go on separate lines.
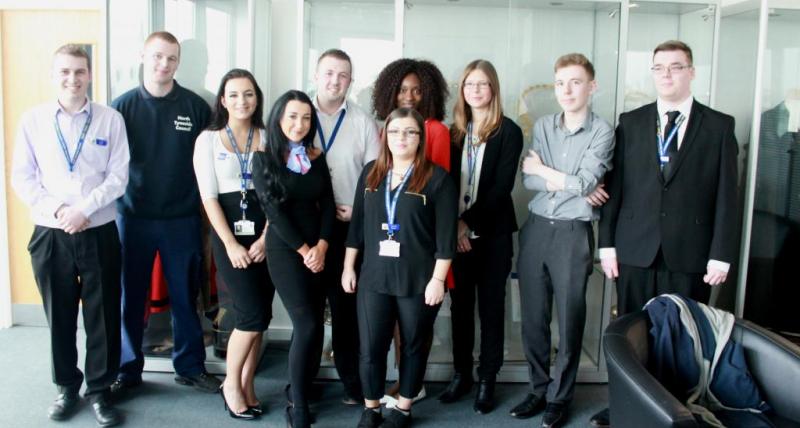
662, 110, 681, 177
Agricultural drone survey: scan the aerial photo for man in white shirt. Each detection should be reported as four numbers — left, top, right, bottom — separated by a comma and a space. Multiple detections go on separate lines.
309, 49, 380, 404
11, 44, 130, 427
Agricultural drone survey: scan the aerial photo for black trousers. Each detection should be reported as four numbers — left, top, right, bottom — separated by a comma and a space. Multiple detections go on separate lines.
616, 249, 710, 316
267, 248, 325, 410
318, 219, 361, 393
28, 222, 121, 399
518, 215, 593, 405
357, 288, 440, 401
449, 233, 512, 378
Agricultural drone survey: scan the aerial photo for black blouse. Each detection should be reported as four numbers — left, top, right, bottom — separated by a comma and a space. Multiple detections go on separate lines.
252, 153, 336, 251
346, 161, 458, 296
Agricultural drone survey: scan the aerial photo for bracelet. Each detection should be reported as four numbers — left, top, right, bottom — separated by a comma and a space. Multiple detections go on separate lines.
433, 276, 445, 283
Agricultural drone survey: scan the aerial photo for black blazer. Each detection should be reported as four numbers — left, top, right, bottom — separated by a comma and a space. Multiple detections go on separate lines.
598, 100, 739, 273
450, 116, 523, 238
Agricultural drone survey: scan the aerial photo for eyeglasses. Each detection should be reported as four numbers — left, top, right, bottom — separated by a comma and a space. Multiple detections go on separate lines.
386, 129, 421, 139
463, 81, 491, 90
650, 64, 692, 75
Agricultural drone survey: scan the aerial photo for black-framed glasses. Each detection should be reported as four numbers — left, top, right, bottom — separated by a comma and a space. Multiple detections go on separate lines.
650, 64, 692, 75
386, 129, 421, 139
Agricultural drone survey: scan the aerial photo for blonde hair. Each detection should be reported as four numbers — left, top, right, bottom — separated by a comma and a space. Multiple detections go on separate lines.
451, 59, 503, 148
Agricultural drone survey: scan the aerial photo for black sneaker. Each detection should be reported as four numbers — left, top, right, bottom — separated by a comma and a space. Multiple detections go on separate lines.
357, 407, 383, 428
541, 402, 567, 428
174, 372, 221, 393
378, 407, 411, 428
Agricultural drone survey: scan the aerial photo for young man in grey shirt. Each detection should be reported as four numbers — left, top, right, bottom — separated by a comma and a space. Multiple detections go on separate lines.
514, 53, 613, 428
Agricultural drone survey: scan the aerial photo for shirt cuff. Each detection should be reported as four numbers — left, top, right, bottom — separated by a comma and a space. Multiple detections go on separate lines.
599, 247, 617, 259
707, 259, 730, 273
563, 174, 582, 192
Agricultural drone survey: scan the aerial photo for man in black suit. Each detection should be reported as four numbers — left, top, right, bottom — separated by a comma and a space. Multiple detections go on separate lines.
589, 40, 738, 427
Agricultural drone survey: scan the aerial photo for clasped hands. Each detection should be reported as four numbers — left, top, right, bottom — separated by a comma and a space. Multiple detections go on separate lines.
55, 204, 89, 234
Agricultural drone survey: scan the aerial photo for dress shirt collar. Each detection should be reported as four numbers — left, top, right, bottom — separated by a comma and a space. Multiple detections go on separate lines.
313, 95, 347, 117
657, 95, 693, 121
554, 109, 594, 135
54, 97, 91, 116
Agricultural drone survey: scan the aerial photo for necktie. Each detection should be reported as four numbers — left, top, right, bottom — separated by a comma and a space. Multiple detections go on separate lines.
662, 110, 681, 178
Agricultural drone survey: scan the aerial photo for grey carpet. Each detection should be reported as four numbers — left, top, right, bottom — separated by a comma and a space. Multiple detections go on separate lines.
0, 326, 608, 427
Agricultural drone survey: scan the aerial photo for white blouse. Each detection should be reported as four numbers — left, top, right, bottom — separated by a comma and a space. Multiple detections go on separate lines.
193, 128, 266, 200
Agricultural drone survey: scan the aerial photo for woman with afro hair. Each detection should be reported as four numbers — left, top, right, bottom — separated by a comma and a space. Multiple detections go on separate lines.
371, 58, 453, 406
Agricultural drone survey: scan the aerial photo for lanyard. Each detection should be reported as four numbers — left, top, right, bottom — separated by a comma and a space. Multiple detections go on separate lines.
316, 109, 346, 153
466, 122, 481, 186
54, 106, 93, 173
226, 125, 255, 218
384, 165, 414, 239
656, 113, 685, 164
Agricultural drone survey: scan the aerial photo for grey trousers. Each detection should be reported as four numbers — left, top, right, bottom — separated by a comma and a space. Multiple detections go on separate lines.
517, 214, 594, 405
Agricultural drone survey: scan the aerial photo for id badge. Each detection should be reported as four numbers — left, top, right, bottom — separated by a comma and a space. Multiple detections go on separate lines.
234, 220, 255, 236
379, 239, 400, 258
660, 155, 670, 163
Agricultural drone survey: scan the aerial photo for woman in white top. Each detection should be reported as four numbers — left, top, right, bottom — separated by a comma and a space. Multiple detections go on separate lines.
193, 69, 274, 420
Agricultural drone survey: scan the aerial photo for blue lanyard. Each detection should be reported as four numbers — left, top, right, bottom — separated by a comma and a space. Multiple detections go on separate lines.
656, 114, 685, 164
54, 106, 93, 173
316, 109, 346, 153
384, 165, 414, 238
226, 125, 255, 216
466, 122, 480, 186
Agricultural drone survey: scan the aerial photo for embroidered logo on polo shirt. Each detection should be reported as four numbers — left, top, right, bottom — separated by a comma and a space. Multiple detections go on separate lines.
175, 115, 193, 132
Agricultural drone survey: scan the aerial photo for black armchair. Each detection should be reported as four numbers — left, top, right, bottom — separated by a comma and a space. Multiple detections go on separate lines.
604, 311, 800, 428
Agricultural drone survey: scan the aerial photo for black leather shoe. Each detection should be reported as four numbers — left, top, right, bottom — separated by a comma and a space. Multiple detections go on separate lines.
109, 377, 142, 397
473, 378, 495, 414
47, 393, 80, 421
357, 407, 383, 428
285, 405, 311, 428
91, 398, 122, 427
174, 372, 221, 393
589, 408, 610, 427
378, 407, 411, 428
438, 372, 474, 403
509, 393, 545, 419
219, 386, 257, 419
541, 403, 567, 428
248, 403, 264, 416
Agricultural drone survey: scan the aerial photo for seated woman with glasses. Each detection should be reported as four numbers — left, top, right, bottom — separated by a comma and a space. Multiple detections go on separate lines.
342, 108, 457, 428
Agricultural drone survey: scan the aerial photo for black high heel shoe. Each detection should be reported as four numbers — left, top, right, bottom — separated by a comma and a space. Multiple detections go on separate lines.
248, 402, 263, 416
219, 386, 257, 420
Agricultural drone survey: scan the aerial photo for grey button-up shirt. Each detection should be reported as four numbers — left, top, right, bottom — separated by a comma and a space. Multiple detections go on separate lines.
523, 111, 614, 221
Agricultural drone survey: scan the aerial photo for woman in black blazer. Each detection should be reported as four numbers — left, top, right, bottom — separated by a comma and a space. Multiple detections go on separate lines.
438, 59, 523, 414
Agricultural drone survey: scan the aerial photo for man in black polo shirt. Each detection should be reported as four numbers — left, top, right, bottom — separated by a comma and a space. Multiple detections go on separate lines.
111, 31, 220, 395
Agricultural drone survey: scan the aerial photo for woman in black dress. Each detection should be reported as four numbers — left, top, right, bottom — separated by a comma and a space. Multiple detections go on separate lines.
342, 108, 457, 428
252, 90, 335, 428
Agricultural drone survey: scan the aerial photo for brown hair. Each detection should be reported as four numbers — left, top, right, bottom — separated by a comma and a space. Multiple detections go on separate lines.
366, 108, 434, 193
554, 53, 595, 80
451, 59, 503, 148
317, 49, 352, 69
54, 44, 91, 71
145, 31, 181, 53
653, 40, 693, 66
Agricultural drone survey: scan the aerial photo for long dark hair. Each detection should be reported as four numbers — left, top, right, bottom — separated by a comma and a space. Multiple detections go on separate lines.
256, 90, 318, 203
207, 68, 265, 131
366, 108, 433, 193
372, 58, 448, 121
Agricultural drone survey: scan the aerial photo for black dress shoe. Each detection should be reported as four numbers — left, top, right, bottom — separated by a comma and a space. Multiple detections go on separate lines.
174, 371, 222, 393
438, 372, 474, 403
47, 393, 80, 421
589, 408, 610, 427
541, 402, 567, 428
109, 377, 142, 396
91, 398, 122, 427
219, 386, 257, 419
248, 403, 264, 416
357, 407, 383, 428
285, 405, 311, 428
509, 393, 545, 419
473, 378, 495, 414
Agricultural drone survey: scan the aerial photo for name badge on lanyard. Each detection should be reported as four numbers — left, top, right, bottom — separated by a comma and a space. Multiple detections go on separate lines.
316, 109, 346, 153
228, 125, 256, 236
657, 114, 685, 168
464, 122, 480, 205
54, 105, 93, 176
380, 165, 414, 258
